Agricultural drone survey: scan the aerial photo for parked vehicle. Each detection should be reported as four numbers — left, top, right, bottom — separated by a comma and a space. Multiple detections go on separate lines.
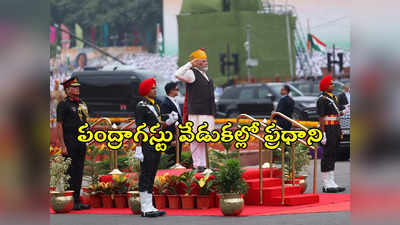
74, 69, 170, 117
215, 82, 319, 121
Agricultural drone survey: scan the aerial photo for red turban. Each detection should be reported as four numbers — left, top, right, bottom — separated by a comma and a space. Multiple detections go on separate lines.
320, 74, 333, 92
138, 78, 156, 96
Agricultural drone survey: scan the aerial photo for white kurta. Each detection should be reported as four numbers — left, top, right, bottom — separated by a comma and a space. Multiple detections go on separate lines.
175, 62, 215, 167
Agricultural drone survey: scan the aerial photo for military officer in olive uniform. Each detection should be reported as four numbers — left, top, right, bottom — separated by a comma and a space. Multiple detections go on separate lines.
56, 77, 90, 210
134, 78, 178, 217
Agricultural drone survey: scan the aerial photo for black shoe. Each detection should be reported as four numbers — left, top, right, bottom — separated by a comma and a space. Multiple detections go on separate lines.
322, 187, 339, 193
79, 203, 91, 210
336, 186, 346, 192
72, 203, 81, 211
141, 211, 165, 217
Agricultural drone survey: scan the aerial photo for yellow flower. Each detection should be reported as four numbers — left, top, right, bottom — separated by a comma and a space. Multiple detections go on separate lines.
112, 174, 120, 182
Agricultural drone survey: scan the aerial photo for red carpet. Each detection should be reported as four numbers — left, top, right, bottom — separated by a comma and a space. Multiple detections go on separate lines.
50, 193, 349, 216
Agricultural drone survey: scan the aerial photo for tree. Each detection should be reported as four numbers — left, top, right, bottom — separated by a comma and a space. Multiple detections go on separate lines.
50, 0, 162, 51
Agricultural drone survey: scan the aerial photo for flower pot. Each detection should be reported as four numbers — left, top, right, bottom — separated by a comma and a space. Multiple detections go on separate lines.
154, 195, 167, 209
101, 194, 114, 208
196, 195, 210, 209
127, 191, 141, 214
50, 191, 74, 213
296, 175, 308, 194
219, 193, 244, 216
216, 194, 221, 208
181, 195, 195, 209
114, 194, 128, 208
167, 195, 181, 209
80, 188, 91, 205
90, 193, 102, 208
284, 176, 308, 194
209, 192, 216, 208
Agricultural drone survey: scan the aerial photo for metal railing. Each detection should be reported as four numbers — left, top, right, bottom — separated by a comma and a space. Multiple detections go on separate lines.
235, 112, 318, 205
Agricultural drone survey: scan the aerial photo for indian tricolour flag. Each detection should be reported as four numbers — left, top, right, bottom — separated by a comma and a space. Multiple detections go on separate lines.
307, 34, 326, 52
156, 23, 164, 56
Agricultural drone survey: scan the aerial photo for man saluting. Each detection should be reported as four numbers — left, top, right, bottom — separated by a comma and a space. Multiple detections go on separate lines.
174, 48, 216, 172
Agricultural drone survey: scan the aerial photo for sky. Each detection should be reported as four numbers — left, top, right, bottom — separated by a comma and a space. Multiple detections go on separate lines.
286, 0, 350, 50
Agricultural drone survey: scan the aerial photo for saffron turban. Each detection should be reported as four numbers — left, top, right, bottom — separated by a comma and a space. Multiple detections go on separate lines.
189, 48, 207, 61
138, 78, 156, 96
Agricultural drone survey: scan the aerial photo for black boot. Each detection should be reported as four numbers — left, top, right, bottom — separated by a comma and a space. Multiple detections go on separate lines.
72, 202, 81, 211
322, 187, 340, 193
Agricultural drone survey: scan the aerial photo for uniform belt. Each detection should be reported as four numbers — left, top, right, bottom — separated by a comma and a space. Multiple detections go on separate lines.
324, 115, 339, 121
325, 120, 339, 125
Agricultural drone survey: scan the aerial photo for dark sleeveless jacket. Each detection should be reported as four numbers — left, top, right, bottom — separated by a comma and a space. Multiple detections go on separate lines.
186, 69, 216, 116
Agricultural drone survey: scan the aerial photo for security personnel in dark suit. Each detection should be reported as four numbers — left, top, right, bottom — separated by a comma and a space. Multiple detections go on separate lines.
160, 82, 183, 168
56, 77, 90, 210
134, 78, 178, 217
317, 75, 349, 193
275, 84, 295, 130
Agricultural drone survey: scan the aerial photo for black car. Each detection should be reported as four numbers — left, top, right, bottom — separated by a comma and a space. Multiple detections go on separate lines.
289, 79, 350, 97
215, 83, 319, 121
74, 69, 171, 117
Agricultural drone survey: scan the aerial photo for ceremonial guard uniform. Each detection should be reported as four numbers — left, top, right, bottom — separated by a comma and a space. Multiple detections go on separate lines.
317, 75, 348, 193
134, 78, 177, 217
56, 77, 90, 210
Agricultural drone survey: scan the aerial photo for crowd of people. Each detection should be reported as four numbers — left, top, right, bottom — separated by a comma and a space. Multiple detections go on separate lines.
49, 49, 351, 123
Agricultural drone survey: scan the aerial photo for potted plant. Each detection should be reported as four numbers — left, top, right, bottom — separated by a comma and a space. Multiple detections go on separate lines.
179, 170, 196, 209
284, 143, 311, 193
196, 175, 215, 209
98, 182, 114, 208
214, 158, 248, 216
209, 141, 239, 169
126, 173, 141, 214
112, 174, 129, 208
49, 154, 74, 213
166, 175, 181, 209
153, 173, 169, 209
88, 183, 102, 208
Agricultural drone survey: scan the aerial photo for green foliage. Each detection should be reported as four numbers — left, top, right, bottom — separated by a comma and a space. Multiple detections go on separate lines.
50, 0, 162, 49
213, 159, 248, 194
196, 175, 215, 196
181, 151, 193, 168
158, 153, 171, 170
126, 150, 141, 173
84, 144, 104, 185
50, 154, 72, 192
179, 170, 196, 195
284, 143, 311, 179
111, 174, 129, 194
209, 146, 240, 169
165, 175, 180, 195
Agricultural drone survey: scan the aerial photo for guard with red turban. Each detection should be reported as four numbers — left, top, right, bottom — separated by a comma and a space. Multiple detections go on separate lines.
134, 78, 178, 217
317, 75, 349, 193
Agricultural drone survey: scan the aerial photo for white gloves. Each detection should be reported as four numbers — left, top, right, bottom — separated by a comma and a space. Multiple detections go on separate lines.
343, 105, 350, 114
321, 132, 327, 145
166, 111, 179, 126
134, 146, 144, 162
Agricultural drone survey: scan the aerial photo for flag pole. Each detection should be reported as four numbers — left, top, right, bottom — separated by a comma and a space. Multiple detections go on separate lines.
54, 24, 126, 65
307, 18, 313, 79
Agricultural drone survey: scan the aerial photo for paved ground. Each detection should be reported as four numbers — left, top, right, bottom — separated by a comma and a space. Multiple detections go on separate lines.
50, 212, 350, 225
50, 160, 350, 225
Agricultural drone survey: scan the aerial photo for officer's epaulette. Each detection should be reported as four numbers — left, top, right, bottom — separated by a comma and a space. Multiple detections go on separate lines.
137, 100, 147, 107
